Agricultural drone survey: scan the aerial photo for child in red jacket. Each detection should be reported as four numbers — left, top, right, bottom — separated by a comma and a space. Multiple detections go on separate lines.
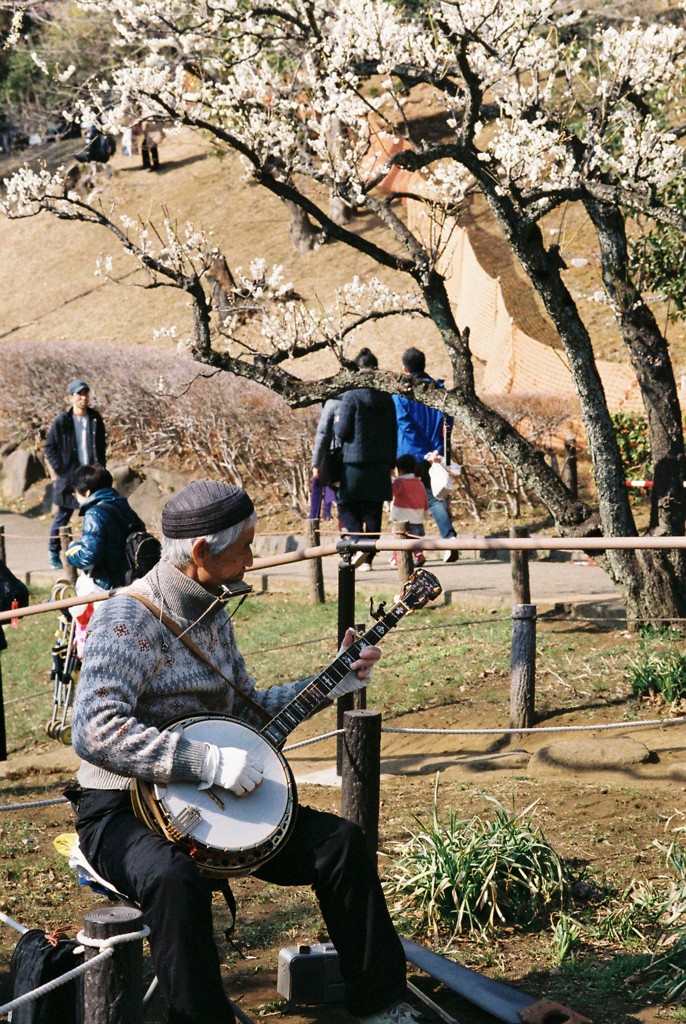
388, 454, 429, 567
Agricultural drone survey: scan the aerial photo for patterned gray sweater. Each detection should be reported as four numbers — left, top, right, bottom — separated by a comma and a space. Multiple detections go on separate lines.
72, 561, 311, 790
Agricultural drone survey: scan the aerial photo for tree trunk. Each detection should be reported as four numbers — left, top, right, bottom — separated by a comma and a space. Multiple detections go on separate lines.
585, 197, 686, 541
431, 171, 686, 624
610, 547, 686, 627
329, 194, 353, 225
283, 199, 321, 252
421, 271, 593, 529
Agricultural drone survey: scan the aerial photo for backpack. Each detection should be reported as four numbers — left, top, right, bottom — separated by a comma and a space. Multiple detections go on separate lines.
0, 559, 29, 614
9, 928, 84, 1024
124, 529, 162, 584
0, 559, 29, 652
99, 503, 162, 585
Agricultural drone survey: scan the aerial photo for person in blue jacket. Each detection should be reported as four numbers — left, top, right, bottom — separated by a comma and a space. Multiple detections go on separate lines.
66, 463, 145, 590
392, 347, 458, 562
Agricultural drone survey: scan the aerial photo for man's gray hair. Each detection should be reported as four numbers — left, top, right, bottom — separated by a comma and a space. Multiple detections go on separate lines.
161, 512, 258, 568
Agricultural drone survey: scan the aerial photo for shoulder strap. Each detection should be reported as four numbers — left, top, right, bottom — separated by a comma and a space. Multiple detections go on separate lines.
125, 591, 271, 725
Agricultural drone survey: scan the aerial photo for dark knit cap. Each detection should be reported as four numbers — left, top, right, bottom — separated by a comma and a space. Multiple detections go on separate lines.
161, 481, 255, 539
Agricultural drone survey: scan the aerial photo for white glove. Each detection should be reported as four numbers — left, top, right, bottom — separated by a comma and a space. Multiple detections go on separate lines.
199, 744, 264, 797
328, 635, 374, 699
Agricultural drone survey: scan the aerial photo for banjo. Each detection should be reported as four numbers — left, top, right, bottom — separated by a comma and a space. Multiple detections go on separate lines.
131, 568, 442, 877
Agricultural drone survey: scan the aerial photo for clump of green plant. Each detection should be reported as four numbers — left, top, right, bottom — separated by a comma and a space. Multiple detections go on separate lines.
550, 913, 583, 965
384, 781, 570, 937
627, 648, 686, 704
580, 837, 686, 1003
634, 838, 686, 1003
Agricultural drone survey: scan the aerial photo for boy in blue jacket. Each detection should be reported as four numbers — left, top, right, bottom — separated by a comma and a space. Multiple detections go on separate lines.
66, 463, 145, 590
66, 464, 147, 656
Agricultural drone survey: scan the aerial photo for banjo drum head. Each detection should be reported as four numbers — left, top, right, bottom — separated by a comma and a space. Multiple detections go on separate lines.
153, 716, 295, 868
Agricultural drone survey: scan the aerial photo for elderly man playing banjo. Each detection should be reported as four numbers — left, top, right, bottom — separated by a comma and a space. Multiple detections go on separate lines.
70, 480, 419, 1024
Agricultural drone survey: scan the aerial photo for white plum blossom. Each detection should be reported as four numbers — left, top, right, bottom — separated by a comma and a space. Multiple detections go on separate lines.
217, 275, 423, 360
4, 9, 24, 49
608, 113, 684, 191
94, 254, 114, 277
29, 51, 49, 75
600, 21, 686, 97
153, 325, 179, 341
3, 0, 686, 375
488, 115, 577, 192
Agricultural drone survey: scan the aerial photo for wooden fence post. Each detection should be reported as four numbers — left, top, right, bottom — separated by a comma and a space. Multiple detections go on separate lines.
341, 709, 381, 867
510, 604, 536, 731
59, 526, 77, 584
563, 436, 578, 499
336, 556, 357, 775
82, 906, 145, 1024
305, 518, 325, 604
509, 526, 530, 605
392, 519, 413, 585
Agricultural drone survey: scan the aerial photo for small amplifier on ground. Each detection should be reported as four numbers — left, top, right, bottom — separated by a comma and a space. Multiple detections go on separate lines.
277, 942, 345, 1004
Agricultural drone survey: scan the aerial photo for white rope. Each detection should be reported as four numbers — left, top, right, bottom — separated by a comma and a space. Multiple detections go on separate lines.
0, 910, 28, 935
0, 925, 150, 1018
75, 924, 150, 948
381, 716, 686, 737
0, 797, 68, 812
283, 729, 343, 751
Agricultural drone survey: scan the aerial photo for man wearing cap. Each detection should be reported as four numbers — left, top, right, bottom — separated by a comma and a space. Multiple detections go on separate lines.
70, 480, 415, 1024
44, 379, 107, 569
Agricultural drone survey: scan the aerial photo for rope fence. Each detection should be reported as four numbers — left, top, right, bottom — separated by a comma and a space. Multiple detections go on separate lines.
5, 530, 686, 627
1, 533, 684, 1021
1, 710, 684, 817
0, 919, 150, 1019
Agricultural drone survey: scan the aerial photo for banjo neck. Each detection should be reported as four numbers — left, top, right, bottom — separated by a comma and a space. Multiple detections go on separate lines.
259, 600, 411, 750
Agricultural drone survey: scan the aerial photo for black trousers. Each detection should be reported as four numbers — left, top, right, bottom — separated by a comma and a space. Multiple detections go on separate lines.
337, 500, 383, 565
49, 505, 75, 556
75, 790, 406, 1024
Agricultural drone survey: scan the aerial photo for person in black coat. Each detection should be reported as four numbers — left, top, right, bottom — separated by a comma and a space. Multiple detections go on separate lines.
334, 349, 396, 570
44, 380, 107, 569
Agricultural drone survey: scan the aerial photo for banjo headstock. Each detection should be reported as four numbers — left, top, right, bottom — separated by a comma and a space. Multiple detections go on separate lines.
398, 568, 443, 611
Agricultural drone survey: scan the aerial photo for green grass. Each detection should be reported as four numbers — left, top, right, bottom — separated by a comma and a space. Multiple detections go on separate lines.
0, 585, 666, 756
3, 584, 686, 1022
1, 587, 59, 753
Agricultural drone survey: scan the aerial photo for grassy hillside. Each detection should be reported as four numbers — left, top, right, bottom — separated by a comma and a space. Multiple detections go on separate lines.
0, 129, 451, 381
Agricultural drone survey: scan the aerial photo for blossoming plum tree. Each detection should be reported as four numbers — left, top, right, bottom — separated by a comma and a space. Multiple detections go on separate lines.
3, 0, 686, 623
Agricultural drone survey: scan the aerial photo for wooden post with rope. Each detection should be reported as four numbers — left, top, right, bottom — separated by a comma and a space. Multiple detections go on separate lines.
509, 526, 530, 605
59, 527, 77, 585
341, 709, 381, 867
305, 518, 325, 604
393, 519, 413, 585
510, 604, 537, 732
82, 906, 145, 1024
